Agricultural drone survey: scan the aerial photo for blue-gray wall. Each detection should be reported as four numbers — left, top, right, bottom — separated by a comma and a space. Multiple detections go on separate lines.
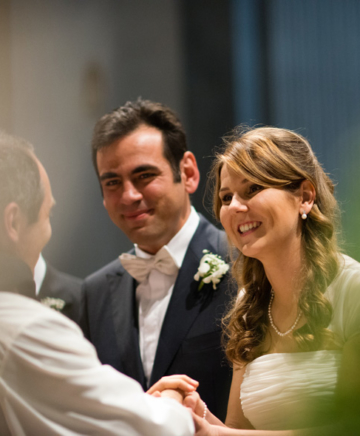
1, 0, 359, 278
232, 0, 360, 260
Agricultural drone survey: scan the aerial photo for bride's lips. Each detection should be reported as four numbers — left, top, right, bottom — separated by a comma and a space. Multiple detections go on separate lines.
238, 221, 262, 236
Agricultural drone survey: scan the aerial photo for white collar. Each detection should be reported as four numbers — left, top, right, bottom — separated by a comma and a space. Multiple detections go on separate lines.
34, 253, 47, 295
134, 206, 200, 267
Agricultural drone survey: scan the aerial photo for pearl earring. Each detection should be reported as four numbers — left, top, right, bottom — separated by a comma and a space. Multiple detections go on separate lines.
301, 211, 307, 220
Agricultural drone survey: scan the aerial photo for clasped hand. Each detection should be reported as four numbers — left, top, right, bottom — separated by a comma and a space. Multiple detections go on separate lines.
147, 374, 201, 410
147, 374, 207, 417
147, 375, 220, 435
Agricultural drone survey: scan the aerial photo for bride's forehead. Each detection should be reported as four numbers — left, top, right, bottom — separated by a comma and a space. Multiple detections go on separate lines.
220, 164, 247, 185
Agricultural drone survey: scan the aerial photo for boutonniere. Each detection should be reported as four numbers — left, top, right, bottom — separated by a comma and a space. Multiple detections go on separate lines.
194, 250, 230, 291
40, 297, 66, 311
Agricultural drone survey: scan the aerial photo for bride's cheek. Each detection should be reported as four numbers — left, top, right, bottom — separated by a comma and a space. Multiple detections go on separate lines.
219, 208, 228, 229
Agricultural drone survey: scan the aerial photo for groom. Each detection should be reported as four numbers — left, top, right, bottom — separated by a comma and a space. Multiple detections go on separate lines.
80, 99, 235, 421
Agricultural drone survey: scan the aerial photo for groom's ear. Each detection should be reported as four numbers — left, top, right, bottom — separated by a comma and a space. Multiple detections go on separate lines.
180, 152, 200, 194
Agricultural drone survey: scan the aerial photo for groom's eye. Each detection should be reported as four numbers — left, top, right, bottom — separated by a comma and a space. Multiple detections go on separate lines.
103, 179, 121, 189
139, 172, 155, 180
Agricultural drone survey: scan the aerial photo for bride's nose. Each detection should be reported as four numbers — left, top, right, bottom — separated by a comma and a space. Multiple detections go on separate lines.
229, 193, 248, 213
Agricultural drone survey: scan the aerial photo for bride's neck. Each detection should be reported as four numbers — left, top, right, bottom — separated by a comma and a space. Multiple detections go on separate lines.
263, 246, 304, 307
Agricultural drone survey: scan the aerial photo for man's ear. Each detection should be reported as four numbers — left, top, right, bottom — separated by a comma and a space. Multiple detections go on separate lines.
3, 202, 23, 244
299, 180, 316, 215
180, 151, 200, 194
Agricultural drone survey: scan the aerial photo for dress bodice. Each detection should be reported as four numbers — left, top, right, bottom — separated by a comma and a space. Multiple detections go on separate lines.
239, 254, 360, 430
240, 350, 341, 430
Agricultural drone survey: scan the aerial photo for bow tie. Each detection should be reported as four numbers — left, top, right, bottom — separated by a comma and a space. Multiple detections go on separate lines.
119, 246, 179, 282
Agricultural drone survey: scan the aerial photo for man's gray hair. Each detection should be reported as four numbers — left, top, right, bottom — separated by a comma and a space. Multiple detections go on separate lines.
0, 131, 44, 224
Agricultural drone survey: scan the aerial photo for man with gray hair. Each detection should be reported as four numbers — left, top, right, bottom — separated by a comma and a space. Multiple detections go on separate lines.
0, 131, 194, 435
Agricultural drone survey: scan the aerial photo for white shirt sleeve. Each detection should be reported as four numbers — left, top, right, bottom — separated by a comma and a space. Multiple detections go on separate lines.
0, 295, 194, 436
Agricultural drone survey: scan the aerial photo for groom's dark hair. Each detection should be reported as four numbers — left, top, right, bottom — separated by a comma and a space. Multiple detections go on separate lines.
91, 98, 188, 183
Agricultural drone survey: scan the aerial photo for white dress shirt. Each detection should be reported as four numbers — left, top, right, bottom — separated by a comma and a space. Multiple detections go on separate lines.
0, 292, 194, 436
34, 253, 47, 295
134, 207, 200, 385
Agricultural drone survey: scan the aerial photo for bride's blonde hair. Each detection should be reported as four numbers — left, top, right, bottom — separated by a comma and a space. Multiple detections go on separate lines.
211, 126, 340, 365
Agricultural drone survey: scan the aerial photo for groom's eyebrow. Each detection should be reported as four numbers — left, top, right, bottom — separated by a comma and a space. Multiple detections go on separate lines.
99, 165, 160, 182
131, 164, 159, 175
99, 172, 119, 181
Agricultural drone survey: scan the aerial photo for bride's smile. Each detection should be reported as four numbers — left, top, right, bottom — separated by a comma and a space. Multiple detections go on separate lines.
219, 164, 303, 263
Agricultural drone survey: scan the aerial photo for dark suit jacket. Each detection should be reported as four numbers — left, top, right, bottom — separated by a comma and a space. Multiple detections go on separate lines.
80, 215, 237, 421
38, 263, 83, 324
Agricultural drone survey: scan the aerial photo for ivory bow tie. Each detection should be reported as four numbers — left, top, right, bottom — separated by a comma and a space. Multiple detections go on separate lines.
119, 246, 179, 282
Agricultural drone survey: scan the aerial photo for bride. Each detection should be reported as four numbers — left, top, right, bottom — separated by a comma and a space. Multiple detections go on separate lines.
151, 127, 360, 435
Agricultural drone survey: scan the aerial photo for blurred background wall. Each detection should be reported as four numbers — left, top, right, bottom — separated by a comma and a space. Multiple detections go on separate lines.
0, 0, 359, 277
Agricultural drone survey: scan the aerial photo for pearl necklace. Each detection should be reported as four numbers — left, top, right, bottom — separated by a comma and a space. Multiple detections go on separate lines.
268, 290, 302, 337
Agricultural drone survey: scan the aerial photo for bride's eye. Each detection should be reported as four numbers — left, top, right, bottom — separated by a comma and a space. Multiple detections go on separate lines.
248, 184, 263, 195
220, 193, 232, 204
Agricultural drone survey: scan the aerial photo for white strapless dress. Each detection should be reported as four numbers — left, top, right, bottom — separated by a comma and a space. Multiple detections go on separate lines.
239, 255, 360, 430
240, 350, 342, 430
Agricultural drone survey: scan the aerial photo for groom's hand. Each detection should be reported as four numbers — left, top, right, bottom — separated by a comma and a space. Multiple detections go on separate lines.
147, 375, 199, 403
160, 388, 185, 403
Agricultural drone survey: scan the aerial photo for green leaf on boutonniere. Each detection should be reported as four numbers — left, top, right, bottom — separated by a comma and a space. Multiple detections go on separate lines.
194, 250, 229, 291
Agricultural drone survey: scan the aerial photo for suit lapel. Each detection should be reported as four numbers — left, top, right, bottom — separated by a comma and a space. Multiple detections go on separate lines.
107, 268, 146, 388
150, 216, 219, 385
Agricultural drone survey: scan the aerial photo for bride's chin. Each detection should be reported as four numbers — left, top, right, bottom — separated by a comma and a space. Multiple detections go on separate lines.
240, 244, 260, 259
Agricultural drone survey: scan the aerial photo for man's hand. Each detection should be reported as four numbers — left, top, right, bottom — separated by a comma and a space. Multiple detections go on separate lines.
147, 375, 199, 403
159, 388, 185, 403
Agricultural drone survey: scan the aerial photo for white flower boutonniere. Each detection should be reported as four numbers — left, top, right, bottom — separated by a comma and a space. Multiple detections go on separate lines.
194, 249, 230, 291
40, 297, 66, 311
